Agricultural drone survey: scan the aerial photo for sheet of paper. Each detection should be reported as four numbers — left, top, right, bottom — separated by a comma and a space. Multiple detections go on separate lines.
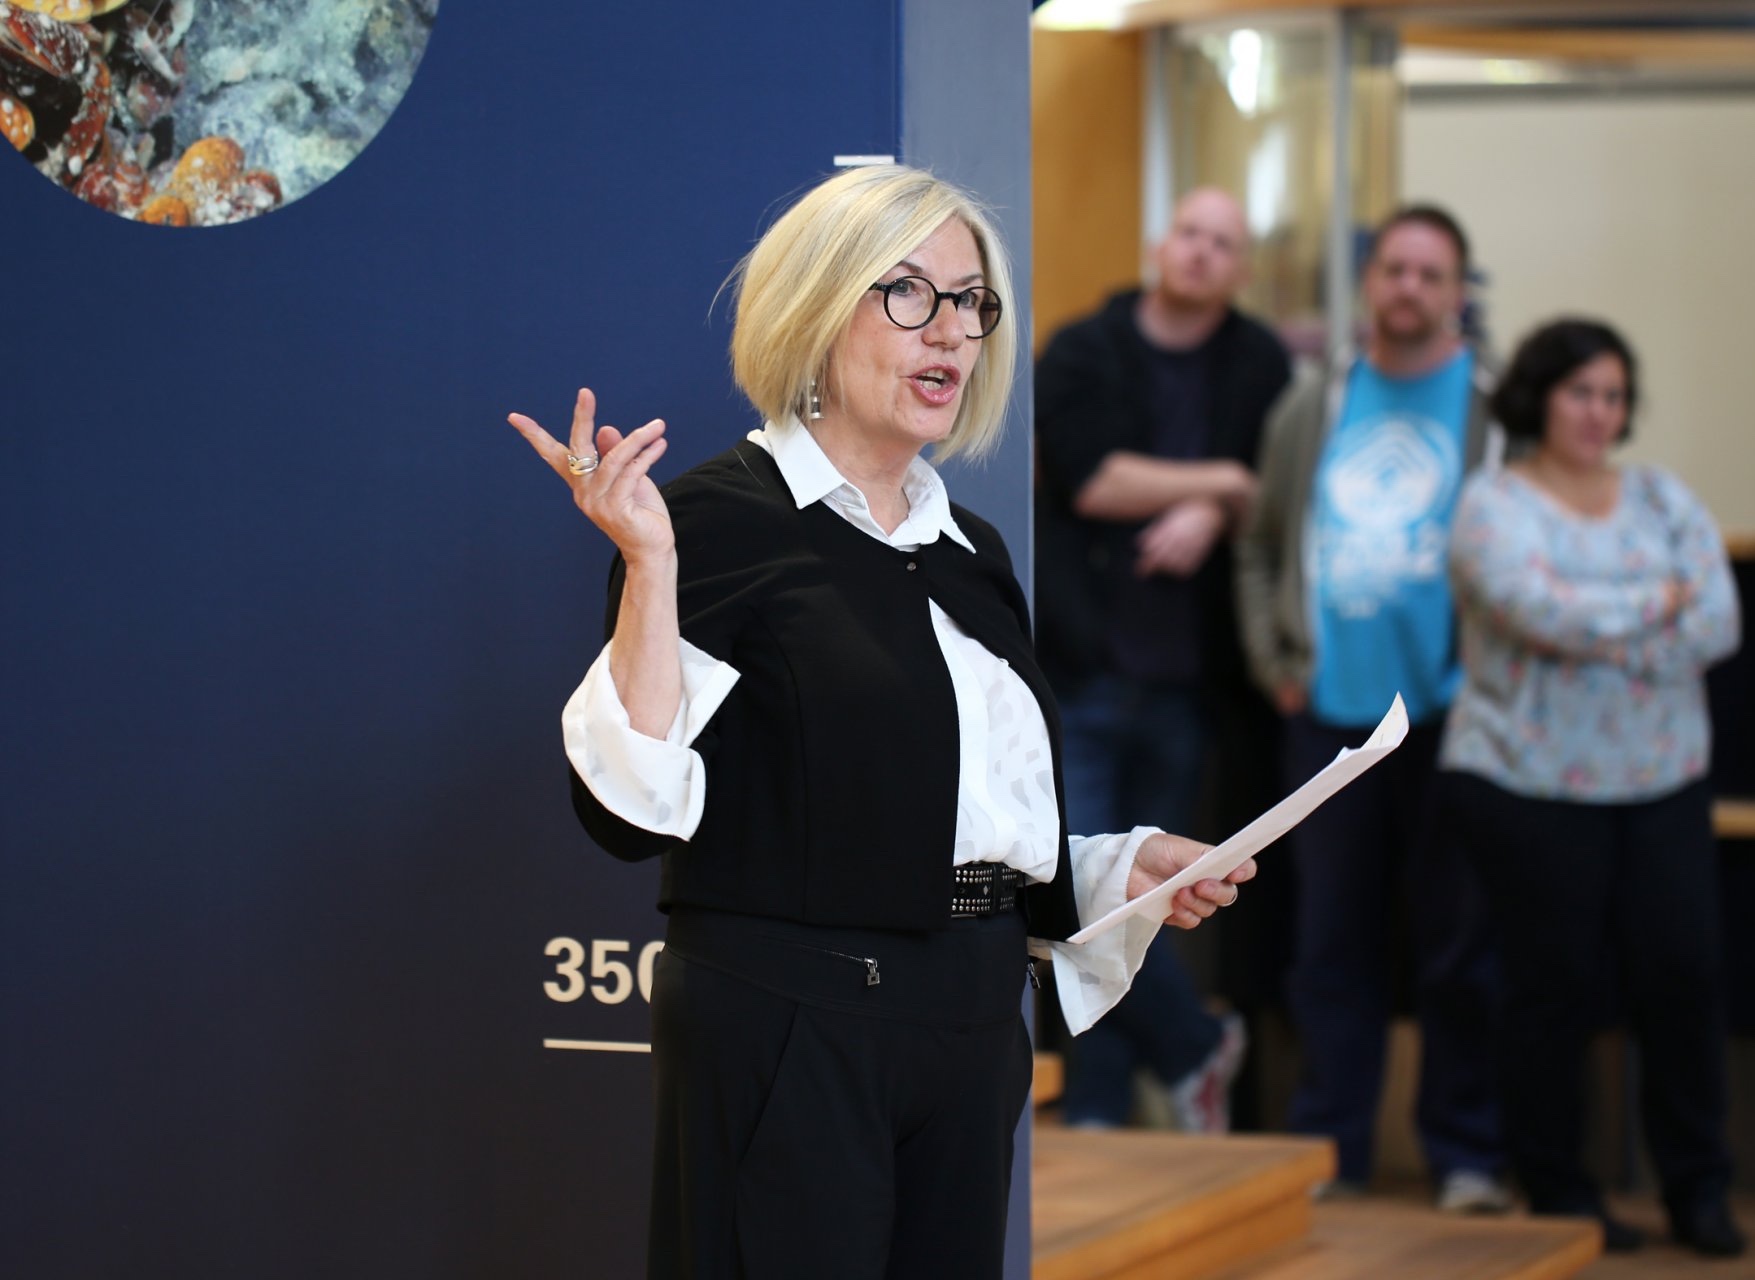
1067, 694, 1410, 945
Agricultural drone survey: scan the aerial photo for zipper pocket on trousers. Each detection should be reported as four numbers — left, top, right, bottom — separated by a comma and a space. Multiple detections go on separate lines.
775, 939, 881, 987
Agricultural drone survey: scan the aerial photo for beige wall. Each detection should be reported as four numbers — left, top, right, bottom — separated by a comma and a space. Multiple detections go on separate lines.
1032, 28, 1143, 353
1403, 92, 1755, 533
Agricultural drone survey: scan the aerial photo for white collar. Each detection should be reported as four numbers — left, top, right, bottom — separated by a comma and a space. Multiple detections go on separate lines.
746, 417, 975, 553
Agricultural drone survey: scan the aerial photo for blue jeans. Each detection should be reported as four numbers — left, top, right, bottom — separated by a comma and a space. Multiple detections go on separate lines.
1056, 675, 1221, 1125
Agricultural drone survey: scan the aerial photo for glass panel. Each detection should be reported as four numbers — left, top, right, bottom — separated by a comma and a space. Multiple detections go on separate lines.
1160, 17, 1399, 355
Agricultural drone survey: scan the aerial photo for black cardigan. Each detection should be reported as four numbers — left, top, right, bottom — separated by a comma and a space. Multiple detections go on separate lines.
1033, 294, 1292, 690
569, 441, 1082, 940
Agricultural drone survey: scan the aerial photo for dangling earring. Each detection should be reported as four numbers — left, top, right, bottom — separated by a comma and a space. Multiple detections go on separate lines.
808, 377, 823, 421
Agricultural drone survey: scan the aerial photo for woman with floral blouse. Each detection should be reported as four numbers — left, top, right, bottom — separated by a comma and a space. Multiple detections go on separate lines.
1440, 318, 1743, 1257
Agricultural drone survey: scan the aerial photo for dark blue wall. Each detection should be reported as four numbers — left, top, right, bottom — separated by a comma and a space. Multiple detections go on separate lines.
3, 1, 1040, 1275
0, 1, 891, 1275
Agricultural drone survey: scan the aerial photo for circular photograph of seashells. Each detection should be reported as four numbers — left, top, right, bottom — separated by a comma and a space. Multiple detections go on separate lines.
0, 0, 439, 226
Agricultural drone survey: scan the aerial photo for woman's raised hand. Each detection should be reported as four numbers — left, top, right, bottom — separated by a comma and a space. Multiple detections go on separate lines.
507, 388, 675, 565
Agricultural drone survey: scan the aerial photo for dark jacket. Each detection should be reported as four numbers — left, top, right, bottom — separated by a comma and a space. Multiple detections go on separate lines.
1034, 292, 1291, 691
569, 441, 1082, 940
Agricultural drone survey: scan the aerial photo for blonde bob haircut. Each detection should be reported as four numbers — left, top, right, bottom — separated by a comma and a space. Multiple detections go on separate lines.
728, 164, 1018, 463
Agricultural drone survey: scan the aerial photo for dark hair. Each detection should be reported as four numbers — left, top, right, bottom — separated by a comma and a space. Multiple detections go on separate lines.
1367, 204, 1470, 278
1490, 318, 1639, 444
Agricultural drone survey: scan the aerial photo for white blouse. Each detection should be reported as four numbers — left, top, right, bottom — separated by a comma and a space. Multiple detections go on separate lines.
562, 417, 1161, 1034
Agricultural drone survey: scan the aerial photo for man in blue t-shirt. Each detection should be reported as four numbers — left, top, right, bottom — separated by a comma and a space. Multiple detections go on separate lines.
1309, 334, 1473, 726
1236, 207, 1508, 1212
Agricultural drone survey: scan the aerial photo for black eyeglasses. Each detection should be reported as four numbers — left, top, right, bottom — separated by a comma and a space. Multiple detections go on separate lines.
867, 276, 1003, 339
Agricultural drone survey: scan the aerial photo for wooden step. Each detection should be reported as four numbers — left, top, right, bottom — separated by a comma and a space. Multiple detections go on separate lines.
1033, 1128, 1601, 1280
1033, 1051, 1064, 1106
1208, 1196, 1601, 1280
1715, 796, 1755, 839
1033, 1129, 1335, 1280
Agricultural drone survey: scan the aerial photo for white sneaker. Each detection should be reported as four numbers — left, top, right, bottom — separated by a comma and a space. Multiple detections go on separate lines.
1436, 1169, 1515, 1215
1168, 1012, 1247, 1134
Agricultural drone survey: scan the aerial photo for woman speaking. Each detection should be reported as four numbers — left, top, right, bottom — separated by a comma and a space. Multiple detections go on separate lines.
508, 164, 1251, 1279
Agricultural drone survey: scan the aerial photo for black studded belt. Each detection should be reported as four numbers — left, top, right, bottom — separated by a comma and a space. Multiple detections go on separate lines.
951, 863, 1026, 918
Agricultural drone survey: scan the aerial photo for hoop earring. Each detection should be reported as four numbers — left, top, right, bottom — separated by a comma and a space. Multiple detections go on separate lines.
808, 378, 823, 421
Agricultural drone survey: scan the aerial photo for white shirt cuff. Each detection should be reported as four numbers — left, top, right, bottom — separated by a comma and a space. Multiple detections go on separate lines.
561, 638, 740, 838
1039, 826, 1164, 1036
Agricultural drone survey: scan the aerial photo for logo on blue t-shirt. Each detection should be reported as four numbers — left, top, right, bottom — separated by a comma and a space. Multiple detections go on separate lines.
1307, 352, 1472, 726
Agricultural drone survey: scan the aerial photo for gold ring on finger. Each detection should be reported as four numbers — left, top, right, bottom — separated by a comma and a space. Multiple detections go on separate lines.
566, 451, 600, 476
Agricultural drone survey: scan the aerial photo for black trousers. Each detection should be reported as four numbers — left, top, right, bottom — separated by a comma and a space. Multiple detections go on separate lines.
1282, 717, 1502, 1183
1445, 772, 1733, 1214
647, 907, 1034, 1280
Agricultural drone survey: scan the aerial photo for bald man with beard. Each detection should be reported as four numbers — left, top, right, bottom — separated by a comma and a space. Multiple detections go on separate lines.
1034, 189, 1291, 1131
